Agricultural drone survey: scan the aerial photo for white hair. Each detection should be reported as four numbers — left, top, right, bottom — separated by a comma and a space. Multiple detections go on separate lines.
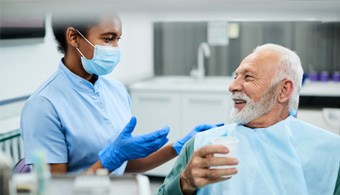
253, 43, 304, 110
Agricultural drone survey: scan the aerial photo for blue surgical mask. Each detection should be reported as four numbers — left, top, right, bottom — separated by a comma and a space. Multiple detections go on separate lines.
75, 29, 120, 75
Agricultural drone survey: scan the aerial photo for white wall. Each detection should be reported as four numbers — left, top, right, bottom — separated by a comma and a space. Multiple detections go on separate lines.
110, 12, 154, 84
0, 15, 61, 101
1, 1, 340, 101
0, 13, 155, 101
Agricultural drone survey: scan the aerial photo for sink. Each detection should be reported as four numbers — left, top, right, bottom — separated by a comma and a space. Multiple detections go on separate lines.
129, 76, 234, 92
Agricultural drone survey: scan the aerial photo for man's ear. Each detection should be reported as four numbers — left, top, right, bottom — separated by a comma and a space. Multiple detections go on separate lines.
65, 27, 78, 48
278, 79, 294, 104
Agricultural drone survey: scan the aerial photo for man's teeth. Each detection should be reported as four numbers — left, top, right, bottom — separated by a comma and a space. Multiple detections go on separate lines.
234, 99, 246, 104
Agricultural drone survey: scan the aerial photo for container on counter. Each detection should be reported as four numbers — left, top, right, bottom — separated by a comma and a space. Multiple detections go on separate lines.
308, 71, 319, 81
332, 71, 340, 82
320, 71, 330, 82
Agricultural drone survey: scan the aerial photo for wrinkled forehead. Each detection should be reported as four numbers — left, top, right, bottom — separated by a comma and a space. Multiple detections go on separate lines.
235, 50, 279, 76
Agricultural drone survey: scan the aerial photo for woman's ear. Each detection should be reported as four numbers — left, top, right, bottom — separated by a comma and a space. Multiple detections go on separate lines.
278, 79, 294, 104
65, 27, 78, 48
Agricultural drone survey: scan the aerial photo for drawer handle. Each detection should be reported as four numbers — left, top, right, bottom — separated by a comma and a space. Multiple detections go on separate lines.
139, 97, 170, 102
188, 99, 222, 104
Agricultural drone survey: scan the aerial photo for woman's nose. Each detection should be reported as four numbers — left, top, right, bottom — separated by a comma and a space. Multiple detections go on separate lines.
112, 40, 119, 47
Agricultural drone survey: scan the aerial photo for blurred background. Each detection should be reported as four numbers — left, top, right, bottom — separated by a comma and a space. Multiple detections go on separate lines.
1, 1, 340, 191
1, 0, 340, 100
154, 21, 340, 76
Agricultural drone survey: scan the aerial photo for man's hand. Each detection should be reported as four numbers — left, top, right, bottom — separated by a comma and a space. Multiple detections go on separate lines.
180, 144, 239, 194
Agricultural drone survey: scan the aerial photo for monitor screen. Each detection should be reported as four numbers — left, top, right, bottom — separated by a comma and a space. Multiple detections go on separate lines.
0, 17, 45, 39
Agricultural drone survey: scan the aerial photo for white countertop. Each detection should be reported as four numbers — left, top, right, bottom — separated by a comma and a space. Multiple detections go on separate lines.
129, 76, 340, 97
128, 76, 233, 93
300, 80, 340, 97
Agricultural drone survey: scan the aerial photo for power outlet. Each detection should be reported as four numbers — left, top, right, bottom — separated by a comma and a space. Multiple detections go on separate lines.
207, 21, 229, 46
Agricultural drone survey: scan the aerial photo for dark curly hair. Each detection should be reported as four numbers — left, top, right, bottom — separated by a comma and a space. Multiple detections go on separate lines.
51, 14, 100, 54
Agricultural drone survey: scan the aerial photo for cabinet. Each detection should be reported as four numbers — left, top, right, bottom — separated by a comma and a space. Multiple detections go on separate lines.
181, 93, 231, 133
298, 108, 340, 135
299, 81, 340, 135
129, 92, 182, 143
129, 82, 232, 176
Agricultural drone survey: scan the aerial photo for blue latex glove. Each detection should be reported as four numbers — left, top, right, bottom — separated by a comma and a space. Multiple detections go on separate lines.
173, 123, 224, 154
99, 116, 170, 171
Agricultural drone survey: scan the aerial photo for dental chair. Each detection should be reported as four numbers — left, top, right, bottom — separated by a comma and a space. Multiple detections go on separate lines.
13, 158, 30, 173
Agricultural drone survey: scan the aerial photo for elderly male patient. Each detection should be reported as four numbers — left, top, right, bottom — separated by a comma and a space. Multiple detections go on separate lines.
158, 43, 340, 195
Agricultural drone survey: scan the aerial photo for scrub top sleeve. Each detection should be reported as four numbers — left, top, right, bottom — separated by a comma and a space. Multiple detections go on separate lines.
20, 95, 68, 164
334, 164, 340, 195
157, 137, 195, 195
127, 93, 132, 110
122, 87, 132, 116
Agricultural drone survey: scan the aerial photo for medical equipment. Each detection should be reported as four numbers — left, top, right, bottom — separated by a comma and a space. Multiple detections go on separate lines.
0, 153, 13, 195
13, 174, 151, 195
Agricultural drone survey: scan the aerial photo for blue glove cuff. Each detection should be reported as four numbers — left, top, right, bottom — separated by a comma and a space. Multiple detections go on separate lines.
173, 139, 184, 155
98, 147, 122, 171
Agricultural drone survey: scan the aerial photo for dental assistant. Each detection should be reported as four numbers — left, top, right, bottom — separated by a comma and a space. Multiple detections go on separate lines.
20, 13, 218, 174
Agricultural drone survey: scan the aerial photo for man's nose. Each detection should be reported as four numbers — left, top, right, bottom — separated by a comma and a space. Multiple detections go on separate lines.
228, 78, 243, 93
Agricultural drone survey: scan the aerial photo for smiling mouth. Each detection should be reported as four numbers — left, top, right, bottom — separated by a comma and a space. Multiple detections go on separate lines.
233, 99, 247, 104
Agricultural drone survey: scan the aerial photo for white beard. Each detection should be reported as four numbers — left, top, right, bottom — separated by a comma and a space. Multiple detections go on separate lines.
230, 85, 278, 125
